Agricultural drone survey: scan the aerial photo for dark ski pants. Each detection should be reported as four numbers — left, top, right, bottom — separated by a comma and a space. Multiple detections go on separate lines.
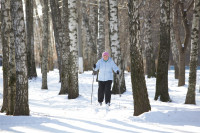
98, 80, 112, 104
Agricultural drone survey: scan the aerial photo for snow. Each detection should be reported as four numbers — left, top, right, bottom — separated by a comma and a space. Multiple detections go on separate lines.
1, 67, 200, 133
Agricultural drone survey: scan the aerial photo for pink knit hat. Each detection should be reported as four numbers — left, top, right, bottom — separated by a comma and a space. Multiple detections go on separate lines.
102, 52, 109, 57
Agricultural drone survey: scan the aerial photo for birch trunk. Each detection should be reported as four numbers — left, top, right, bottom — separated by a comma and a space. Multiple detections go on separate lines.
48, 41, 54, 71
77, 0, 84, 74
81, 1, 89, 71
7, 26, 16, 115
68, 0, 79, 99
7, 0, 16, 115
89, 0, 98, 63
59, 0, 70, 95
97, 0, 106, 59
33, 0, 43, 68
11, 0, 29, 115
145, 4, 156, 78
173, 0, 191, 86
50, 0, 63, 80
171, 29, 179, 79
185, 0, 200, 104
26, 0, 37, 79
170, 4, 179, 79
41, 0, 49, 90
128, 0, 151, 116
82, 0, 97, 70
108, 0, 126, 94
1, 0, 10, 113
154, 0, 170, 102
34, 18, 42, 67
48, 12, 54, 71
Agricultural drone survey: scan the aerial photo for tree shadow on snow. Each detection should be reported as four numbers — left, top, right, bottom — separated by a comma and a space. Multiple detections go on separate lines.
0, 115, 99, 133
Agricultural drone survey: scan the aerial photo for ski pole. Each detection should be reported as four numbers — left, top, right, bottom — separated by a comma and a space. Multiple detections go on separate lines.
91, 73, 95, 104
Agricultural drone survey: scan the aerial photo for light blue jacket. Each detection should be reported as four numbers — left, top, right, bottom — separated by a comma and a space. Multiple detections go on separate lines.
94, 57, 120, 81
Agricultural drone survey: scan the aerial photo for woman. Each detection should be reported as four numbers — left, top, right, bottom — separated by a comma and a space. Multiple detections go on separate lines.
93, 52, 120, 106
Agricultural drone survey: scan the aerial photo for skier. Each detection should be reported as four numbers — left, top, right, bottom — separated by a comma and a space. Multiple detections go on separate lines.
93, 52, 120, 106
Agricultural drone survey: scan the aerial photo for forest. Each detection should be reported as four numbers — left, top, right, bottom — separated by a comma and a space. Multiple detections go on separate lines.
0, 0, 200, 122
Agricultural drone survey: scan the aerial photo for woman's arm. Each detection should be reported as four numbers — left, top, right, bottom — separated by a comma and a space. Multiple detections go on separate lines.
111, 60, 120, 73
94, 60, 100, 71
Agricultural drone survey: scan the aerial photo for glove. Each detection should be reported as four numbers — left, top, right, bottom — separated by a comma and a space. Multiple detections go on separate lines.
93, 64, 96, 69
116, 70, 119, 74
92, 70, 97, 75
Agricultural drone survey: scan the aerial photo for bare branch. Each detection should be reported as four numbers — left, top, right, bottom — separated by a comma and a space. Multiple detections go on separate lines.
186, 0, 194, 11
178, 1, 191, 51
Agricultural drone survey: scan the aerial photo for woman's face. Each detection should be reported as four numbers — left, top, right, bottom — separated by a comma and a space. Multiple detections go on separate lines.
103, 55, 109, 61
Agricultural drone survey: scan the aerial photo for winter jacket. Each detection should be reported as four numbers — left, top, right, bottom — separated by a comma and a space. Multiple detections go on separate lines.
94, 57, 120, 81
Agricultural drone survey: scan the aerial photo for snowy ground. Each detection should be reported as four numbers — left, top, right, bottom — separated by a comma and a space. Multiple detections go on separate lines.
0, 67, 200, 133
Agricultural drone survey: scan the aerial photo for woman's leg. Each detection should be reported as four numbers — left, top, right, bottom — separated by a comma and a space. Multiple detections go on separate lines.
105, 80, 112, 104
98, 81, 105, 103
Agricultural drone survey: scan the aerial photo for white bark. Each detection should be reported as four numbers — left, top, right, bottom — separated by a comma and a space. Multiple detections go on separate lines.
170, 5, 179, 79
6, 0, 16, 115
59, 0, 70, 95
97, 0, 106, 59
144, 4, 156, 78
1, 0, 10, 113
185, 0, 200, 104
77, 0, 84, 73
79, 57, 84, 73
108, 0, 126, 94
68, 0, 79, 99
41, 0, 49, 89
11, 0, 29, 115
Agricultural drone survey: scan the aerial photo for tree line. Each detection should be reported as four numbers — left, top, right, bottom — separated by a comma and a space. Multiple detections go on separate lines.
0, 0, 200, 116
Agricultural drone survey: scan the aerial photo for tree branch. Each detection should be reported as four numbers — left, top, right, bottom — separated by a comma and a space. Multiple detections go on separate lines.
179, 1, 191, 51
173, 0, 182, 52
186, 0, 194, 11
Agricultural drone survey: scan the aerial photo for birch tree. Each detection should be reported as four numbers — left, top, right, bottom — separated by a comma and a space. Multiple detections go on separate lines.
68, 0, 79, 99
185, 0, 200, 104
26, 0, 37, 79
89, 0, 98, 63
50, 0, 63, 80
11, 0, 29, 115
1, 0, 10, 113
7, 26, 16, 115
33, 0, 43, 67
144, 0, 156, 78
82, 0, 97, 70
81, 1, 90, 71
128, 0, 151, 116
97, 0, 106, 59
173, 0, 193, 86
170, 2, 179, 79
171, 32, 179, 79
154, 0, 171, 102
48, 20, 54, 71
108, 0, 126, 94
77, 0, 84, 74
59, 0, 70, 95
7, 0, 16, 115
41, 0, 49, 89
